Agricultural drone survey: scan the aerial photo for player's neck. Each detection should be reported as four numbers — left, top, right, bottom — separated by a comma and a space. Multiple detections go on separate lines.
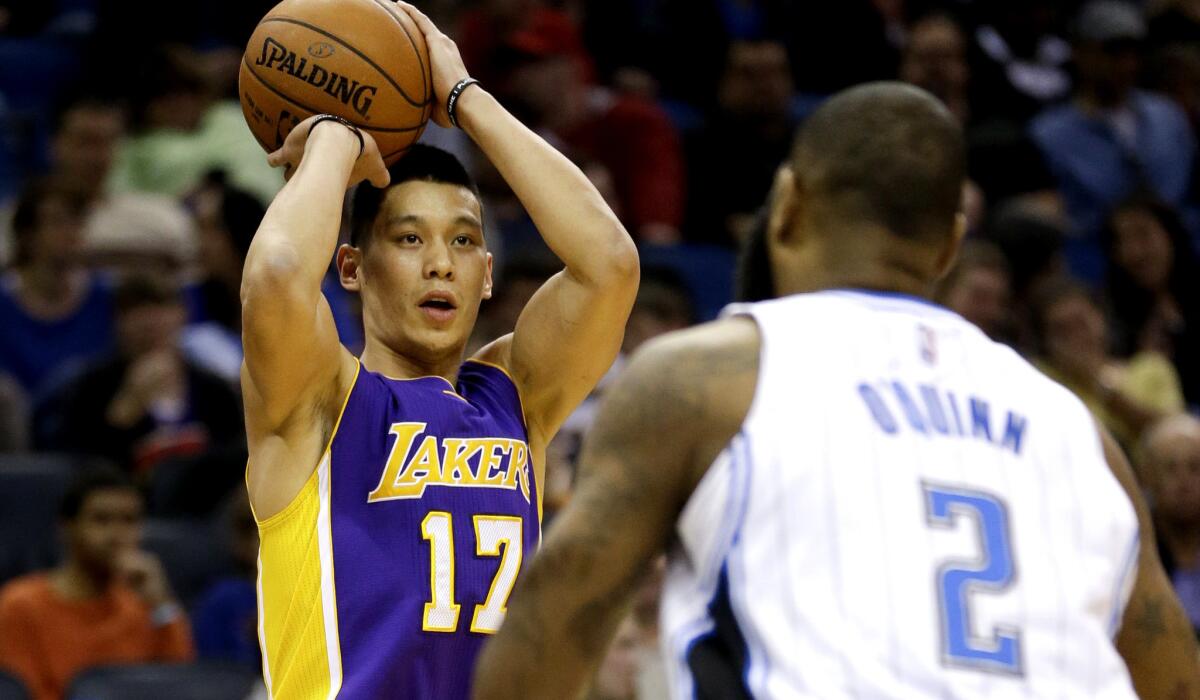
360, 340, 463, 384
776, 262, 935, 300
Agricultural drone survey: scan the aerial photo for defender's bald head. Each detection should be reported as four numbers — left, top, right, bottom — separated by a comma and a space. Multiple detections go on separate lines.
790, 82, 966, 242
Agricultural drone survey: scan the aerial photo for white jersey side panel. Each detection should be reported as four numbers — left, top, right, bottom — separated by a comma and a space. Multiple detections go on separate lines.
661, 290, 1140, 700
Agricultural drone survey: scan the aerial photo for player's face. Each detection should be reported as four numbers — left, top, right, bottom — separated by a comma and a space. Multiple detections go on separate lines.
354, 181, 493, 362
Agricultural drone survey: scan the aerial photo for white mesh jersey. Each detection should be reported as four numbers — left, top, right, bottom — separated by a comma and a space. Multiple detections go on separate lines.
660, 290, 1141, 700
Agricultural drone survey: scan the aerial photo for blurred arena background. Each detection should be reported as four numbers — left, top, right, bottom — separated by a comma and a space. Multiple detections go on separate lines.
0, 0, 1198, 698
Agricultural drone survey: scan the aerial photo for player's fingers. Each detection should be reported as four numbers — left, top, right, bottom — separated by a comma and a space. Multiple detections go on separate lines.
266, 148, 283, 167
370, 165, 391, 189
394, 2, 438, 36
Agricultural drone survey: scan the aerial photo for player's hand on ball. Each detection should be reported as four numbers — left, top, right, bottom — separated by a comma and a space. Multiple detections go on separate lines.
267, 114, 390, 189
394, 1, 471, 128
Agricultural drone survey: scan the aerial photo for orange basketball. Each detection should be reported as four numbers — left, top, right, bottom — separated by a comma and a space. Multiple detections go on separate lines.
239, 0, 434, 165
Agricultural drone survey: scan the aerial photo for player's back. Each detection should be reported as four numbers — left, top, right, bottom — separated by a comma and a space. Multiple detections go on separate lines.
660, 290, 1140, 699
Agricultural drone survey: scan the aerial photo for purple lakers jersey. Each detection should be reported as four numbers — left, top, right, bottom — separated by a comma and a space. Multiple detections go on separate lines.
256, 359, 540, 699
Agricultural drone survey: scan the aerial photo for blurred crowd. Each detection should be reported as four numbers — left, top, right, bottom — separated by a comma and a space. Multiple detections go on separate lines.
1, 0, 1200, 698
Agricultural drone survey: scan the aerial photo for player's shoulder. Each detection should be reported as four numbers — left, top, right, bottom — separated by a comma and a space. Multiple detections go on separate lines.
621, 317, 760, 424
632, 316, 760, 376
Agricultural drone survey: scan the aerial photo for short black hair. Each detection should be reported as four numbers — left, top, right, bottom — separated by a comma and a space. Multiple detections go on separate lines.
60, 467, 140, 521
349, 144, 481, 248
791, 81, 965, 241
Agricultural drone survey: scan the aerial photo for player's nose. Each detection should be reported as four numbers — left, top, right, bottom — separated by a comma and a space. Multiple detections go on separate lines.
422, 242, 454, 280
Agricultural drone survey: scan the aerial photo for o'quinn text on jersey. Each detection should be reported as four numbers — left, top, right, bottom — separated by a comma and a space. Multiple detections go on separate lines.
367, 422, 533, 503
857, 380, 1027, 456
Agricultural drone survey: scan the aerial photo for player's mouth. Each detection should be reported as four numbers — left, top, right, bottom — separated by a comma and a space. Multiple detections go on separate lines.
418, 291, 458, 324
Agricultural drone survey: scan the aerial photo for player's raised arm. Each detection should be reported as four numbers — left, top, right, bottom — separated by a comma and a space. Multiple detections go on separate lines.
241, 116, 389, 516
395, 2, 639, 446
473, 319, 759, 700
1101, 428, 1200, 699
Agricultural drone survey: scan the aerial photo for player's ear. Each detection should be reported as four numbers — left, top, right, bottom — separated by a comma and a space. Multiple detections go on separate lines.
767, 165, 801, 249
338, 244, 363, 292
933, 211, 968, 282
482, 252, 494, 300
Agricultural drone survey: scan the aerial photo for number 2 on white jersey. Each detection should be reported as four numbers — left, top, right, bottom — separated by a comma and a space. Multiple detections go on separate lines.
923, 483, 1023, 675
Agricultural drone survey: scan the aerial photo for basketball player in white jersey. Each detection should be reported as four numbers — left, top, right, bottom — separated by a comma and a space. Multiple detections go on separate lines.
475, 83, 1200, 699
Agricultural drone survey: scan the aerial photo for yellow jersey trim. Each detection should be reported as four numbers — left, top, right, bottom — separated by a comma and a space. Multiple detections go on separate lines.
251, 359, 362, 529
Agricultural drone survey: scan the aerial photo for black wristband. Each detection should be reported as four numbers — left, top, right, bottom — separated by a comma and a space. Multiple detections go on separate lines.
310, 114, 364, 157
446, 78, 480, 129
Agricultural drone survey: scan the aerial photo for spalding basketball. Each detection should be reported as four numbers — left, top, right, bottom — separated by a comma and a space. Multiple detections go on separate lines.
239, 0, 433, 165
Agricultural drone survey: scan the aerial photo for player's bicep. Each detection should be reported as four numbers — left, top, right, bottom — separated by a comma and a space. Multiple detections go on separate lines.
241, 275, 344, 430
1103, 428, 1200, 699
507, 267, 637, 437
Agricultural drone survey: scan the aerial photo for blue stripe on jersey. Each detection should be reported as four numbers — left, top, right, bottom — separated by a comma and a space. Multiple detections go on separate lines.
1107, 528, 1141, 637
674, 433, 754, 700
686, 566, 753, 700
728, 436, 770, 693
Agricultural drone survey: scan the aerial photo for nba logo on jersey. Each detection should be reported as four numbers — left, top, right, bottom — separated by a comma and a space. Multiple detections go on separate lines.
919, 324, 937, 365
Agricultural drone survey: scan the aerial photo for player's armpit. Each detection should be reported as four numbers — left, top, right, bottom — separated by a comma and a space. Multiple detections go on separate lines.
473, 318, 760, 700
1103, 428, 1200, 699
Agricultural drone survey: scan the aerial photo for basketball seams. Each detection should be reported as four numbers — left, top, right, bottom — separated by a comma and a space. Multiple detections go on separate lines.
368, 0, 429, 103
258, 15, 430, 109
242, 56, 427, 133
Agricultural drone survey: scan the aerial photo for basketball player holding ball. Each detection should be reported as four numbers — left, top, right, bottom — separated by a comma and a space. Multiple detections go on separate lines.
241, 3, 639, 698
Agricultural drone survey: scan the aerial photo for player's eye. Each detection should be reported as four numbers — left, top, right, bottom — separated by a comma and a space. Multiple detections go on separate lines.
453, 235, 473, 246
397, 233, 420, 245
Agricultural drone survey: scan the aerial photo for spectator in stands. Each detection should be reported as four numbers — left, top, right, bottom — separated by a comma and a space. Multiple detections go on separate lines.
0, 178, 114, 398
901, 10, 1058, 204
43, 273, 243, 477
498, 22, 685, 243
686, 39, 797, 246
986, 203, 1069, 351
191, 491, 258, 667
457, 0, 593, 91
1140, 414, 1200, 635
936, 239, 1014, 343
107, 47, 282, 206
0, 468, 193, 700
1103, 195, 1200, 407
1032, 277, 1185, 448
43, 95, 197, 277
1030, 0, 1196, 280
180, 171, 266, 382
901, 11, 971, 124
